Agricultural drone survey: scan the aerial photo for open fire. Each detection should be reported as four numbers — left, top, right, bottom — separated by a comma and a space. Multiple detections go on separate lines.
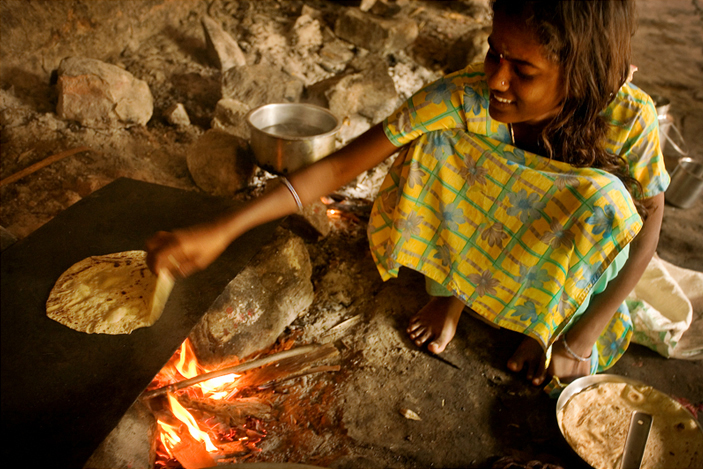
143, 337, 340, 468
146, 339, 267, 468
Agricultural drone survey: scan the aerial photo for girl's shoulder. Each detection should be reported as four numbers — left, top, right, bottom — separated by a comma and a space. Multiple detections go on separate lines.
603, 82, 659, 133
603, 82, 669, 197
442, 62, 488, 93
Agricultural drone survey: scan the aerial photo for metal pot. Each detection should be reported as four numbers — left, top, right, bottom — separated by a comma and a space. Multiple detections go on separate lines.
665, 157, 703, 208
246, 103, 341, 175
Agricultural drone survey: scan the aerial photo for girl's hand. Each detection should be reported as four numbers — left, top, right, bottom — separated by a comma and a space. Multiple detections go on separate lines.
547, 339, 592, 384
146, 223, 231, 278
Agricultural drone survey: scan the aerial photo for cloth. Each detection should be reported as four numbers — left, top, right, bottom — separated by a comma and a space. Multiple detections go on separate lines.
369, 63, 670, 377
627, 255, 703, 360
543, 244, 631, 396
382, 63, 669, 198
369, 129, 641, 351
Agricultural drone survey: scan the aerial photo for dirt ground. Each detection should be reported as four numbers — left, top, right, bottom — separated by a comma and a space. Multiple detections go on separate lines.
1, 1, 702, 468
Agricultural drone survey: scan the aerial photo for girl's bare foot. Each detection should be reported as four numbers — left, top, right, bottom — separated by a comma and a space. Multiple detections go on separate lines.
507, 336, 548, 385
508, 336, 593, 385
407, 296, 465, 354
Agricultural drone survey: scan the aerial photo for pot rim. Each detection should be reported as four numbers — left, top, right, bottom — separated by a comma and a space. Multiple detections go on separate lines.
245, 102, 342, 141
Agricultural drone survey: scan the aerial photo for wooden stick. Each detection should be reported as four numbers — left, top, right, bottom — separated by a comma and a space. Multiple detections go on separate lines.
143, 344, 335, 399
256, 365, 341, 390
0, 146, 92, 187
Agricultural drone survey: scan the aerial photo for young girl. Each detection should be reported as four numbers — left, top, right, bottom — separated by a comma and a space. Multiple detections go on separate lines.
147, 0, 668, 393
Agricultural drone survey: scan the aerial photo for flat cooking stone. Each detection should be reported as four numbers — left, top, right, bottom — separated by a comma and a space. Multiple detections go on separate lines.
0, 178, 278, 468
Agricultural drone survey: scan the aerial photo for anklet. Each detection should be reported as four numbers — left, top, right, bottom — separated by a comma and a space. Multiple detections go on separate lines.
280, 176, 303, 211
561, 335, 591, 362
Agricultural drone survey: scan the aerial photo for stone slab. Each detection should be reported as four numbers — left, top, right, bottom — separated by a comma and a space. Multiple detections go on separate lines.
0, 178, 278, 468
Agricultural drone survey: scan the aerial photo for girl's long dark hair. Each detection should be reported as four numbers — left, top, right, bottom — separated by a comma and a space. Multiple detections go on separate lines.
491, 0, 648, 218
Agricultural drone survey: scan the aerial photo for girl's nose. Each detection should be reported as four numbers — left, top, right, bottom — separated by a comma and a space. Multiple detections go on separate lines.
487, 60, 510, 92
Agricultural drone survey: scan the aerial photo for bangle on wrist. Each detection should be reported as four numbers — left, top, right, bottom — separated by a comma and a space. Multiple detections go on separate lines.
280, 176, 303, 211
560, 334, 591, 362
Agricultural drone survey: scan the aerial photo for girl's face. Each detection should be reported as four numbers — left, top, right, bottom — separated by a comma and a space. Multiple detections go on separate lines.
484, 10, 565, 126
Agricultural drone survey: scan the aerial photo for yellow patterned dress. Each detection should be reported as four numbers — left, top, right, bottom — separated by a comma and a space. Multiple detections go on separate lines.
368, 63, 669, 390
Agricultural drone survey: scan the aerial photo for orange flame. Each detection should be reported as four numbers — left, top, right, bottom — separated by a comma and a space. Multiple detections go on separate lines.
152, 338, 266, 465
166, 393, 218, 452
157, 420, 181, 449
156, 339, 241, 400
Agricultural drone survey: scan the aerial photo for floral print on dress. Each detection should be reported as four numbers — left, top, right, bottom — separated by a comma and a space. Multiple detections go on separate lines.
586, 205, 616, 239
463, 84, 488, 116
519, 265, 551, 289
440, 202, 465, 231
504, 147, 526, 166
511, 301, 540, 323
460, 155, 488, 185
433, 243, 453, 267
598, 329, 629, 358
407, 161, 426, 189
507, 189, 547, 224
394, 211, 423, 242
541, 220, 575, 249
481, 222, 508, 248
425, 78, 459, 106
467, 269, 500, 297
554, 173, 581, 191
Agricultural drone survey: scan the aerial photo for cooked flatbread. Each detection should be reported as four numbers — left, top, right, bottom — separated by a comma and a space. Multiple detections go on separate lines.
558, 381, 703, 469
46, 251, 174, 334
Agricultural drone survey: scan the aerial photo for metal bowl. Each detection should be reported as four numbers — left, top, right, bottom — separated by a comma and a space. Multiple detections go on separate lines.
556, 374, 703, 468
246, 103, 341, 175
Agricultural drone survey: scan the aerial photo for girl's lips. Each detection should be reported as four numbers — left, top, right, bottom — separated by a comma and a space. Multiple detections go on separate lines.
490, 93, 515, 105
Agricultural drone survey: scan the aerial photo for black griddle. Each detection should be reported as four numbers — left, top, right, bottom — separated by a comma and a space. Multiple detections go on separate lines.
1, 178, 278, 467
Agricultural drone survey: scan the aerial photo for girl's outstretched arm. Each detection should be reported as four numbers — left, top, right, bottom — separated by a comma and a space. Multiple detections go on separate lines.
146, 123, 399, 278
539, 192, 666, 384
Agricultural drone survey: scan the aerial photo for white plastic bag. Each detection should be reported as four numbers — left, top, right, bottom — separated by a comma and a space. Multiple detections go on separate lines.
627, 255, 703, 360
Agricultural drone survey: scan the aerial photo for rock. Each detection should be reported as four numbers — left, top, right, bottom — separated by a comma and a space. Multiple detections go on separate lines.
164, 103, 191, 127
318, 38, 356, 74
334, 8, 418, 53
336, 113, 372, 146
210, 98, 250, 140
0, 226, 18, 251
189, 227, 314, 364
446, 27, 491, 72
56, 57, 153, 129
389, 59, 441, 101
186, 129, 255, 197
301, 4, 324, 22
221, 64, 304, 108
201, 16, 247, 71
306, 56, 398, 123
83, 399, 156, 469
360, 0, 378, 12
282, 198, 332, 241
368, 0, 402, 18
293, 14, 323, 51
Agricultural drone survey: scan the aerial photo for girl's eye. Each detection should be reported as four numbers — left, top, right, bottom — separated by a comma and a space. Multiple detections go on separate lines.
486, 49, 500, 62
515, 69, 535, 80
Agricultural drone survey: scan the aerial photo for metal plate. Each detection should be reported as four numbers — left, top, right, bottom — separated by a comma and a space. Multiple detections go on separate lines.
1, 178, 278, 467
556, 374, 703, 467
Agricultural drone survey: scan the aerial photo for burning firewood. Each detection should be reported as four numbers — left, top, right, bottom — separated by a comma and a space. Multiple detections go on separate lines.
144, 343, 339, 399
167, 430, 215, 469
147, 341, 341, 467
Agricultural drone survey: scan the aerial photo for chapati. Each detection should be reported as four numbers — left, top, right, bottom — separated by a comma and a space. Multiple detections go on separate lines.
46, 251, 174, 334
558, 381, 703, 469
